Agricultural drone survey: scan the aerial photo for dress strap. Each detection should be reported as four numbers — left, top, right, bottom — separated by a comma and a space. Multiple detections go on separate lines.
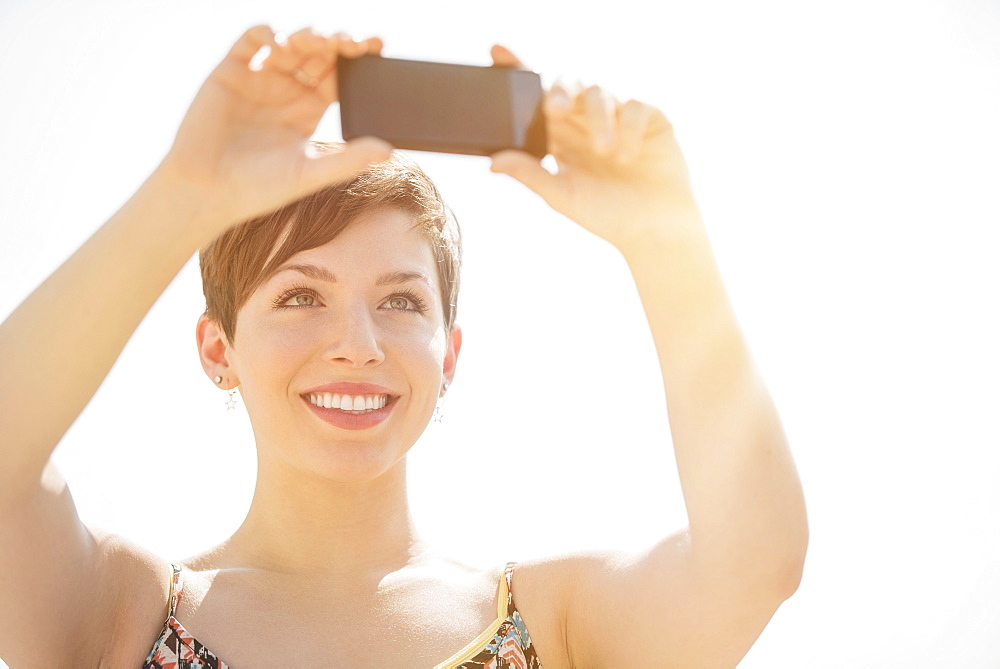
166, 562, 184, 619
501, 562, 517, 617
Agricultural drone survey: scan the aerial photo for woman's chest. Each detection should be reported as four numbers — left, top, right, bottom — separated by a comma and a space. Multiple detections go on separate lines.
167, 569, 502, 667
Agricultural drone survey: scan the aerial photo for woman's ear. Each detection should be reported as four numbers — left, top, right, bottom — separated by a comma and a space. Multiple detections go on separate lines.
441, 325, 462, 395
196, 314, 239, 388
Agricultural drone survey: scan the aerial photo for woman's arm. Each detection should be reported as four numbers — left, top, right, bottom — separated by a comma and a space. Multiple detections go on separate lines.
491, 79, 808, 667
0, 27, 390, 666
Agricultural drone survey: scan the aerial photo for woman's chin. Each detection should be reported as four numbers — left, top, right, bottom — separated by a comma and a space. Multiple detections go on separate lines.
278, 443, 411, 487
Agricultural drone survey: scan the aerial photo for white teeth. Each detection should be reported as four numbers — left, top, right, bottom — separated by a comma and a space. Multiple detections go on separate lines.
307, 393, 390, 413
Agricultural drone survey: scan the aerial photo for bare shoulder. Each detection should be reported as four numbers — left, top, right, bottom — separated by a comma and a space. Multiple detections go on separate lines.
86, 528, 174, 667
511, 534, 796, 669
0, 472, 172, 669
512, 546, 685, 669
508, 551, 628, 669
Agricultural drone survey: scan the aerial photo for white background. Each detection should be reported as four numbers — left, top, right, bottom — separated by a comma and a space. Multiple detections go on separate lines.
1, 0, 998, 666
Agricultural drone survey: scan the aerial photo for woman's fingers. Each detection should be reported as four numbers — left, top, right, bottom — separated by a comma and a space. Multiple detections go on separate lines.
286, 27, 327, 54
251, 29, 383, 83
545, 81, 620, 160
326, 32, 362, 58
260, 31, 301, 74
617, 99, 653, 164
231, 29, 383, 102
328, 32, 383, 60
490, 44, 523, 68
545, 79, 578, 118
285, 28, 330, 87
227, 25, 279, 64
544, 82, 660, 169
583, 85, 618, 156
357, 35, 384, 56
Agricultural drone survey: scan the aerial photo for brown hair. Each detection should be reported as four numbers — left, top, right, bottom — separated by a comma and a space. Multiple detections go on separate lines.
199, 148, 461, 344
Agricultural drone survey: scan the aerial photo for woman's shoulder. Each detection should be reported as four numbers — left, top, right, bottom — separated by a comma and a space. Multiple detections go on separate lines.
499, 549, 637, 669
84, 527, 176, 666
509, 548, 631, 598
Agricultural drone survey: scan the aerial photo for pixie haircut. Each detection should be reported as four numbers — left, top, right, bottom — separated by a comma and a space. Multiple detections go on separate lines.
199, 148, 461, 344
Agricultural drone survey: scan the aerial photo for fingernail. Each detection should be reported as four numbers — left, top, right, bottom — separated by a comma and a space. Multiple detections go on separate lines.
548, 89, 571, 109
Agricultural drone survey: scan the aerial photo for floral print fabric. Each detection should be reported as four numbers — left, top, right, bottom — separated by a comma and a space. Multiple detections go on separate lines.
445, 563, 542, 669
142, 562, 541, 668
142, 563, 225, 669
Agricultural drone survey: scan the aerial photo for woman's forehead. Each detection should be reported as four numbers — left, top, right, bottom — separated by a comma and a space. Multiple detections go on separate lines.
299, 216, 432, 265
267, 212, 439, 287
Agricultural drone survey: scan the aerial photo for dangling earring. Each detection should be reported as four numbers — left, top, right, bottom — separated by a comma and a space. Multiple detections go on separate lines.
434, 382, 449, 423
214, 376, 238, 411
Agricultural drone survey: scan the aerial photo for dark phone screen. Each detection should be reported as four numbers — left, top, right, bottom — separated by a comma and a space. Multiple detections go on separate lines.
338, 56, 547, 158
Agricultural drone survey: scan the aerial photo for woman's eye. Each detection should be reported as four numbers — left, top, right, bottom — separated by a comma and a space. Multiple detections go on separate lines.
386, 296, 411, 310
272, 287, 321, 309
383, 291, 428, 313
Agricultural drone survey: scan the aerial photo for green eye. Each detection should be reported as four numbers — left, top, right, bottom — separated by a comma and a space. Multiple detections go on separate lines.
387, 296, 410, 310
272, 286, 321, 309
383, 291, 429, 313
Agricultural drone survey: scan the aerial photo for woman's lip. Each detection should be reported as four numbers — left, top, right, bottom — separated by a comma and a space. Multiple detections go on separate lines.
302, 395, 396, 431
302, 382, 396, 396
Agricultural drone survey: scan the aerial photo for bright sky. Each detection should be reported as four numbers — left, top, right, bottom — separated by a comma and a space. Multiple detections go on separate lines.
1, 0, 999, 666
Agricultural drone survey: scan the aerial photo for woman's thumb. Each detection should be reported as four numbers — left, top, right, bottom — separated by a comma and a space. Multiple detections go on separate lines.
490, 150, 563, 209
302, 137, 393, 191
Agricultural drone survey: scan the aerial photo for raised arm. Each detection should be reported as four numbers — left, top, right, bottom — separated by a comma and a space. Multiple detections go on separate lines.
0, 27, 390, 666
491, 75, 808, 666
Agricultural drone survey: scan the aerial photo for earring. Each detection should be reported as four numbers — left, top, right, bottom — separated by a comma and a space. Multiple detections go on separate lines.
214, 376, 238, 410
434, 382, 449, 423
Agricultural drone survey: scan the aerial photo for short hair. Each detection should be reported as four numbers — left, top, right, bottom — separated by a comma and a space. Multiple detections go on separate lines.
199, 148, 461, 344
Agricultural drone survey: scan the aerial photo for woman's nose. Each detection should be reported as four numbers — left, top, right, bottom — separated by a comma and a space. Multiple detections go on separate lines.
321, 305, 385, 367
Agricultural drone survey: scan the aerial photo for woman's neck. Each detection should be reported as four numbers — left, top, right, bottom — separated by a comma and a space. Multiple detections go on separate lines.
221, 457, 428, 579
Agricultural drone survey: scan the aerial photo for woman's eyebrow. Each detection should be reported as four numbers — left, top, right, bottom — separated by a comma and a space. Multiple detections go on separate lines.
278, 263, 338, 283
375, 270, 432, 287
276, 264, 431, 287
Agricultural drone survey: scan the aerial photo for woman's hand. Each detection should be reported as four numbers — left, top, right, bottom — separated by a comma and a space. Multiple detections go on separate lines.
160, 26, 392, 234
489, 48, 699, 252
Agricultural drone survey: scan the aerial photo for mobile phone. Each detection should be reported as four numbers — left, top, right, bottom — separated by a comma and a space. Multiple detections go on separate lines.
337, 55, 547, 158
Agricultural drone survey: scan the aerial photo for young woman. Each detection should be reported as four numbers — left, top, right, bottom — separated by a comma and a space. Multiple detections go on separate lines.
0, 26, 807, 668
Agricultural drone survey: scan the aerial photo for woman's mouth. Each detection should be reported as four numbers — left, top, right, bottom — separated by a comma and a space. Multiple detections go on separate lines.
300, 382, 398, 430
305, 392, 390, 414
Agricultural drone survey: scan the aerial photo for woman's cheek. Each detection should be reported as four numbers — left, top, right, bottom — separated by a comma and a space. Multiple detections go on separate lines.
425, 325, 449, 360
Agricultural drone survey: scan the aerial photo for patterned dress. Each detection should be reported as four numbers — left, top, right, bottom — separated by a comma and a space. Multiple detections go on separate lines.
143, 562, 542, 668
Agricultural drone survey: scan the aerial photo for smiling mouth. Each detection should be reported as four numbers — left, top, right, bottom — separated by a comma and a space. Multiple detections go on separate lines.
304, 392, 391, 414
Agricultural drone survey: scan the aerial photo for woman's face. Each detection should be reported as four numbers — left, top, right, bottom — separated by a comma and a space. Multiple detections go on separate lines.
221, 207, 461, 483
